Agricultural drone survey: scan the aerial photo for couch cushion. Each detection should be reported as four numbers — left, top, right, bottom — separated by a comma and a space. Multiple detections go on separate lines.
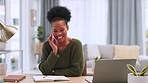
82, 44, 88, 60
84, 44, 101, 60
98, 45, 114, 59
114, 45, 140, 59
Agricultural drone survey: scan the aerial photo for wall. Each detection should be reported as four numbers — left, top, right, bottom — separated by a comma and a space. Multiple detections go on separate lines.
20, 0, 39, 71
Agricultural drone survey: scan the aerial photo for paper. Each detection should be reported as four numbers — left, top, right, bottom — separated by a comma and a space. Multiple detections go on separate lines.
33, 75, 70, 82
85, 76, 93, 83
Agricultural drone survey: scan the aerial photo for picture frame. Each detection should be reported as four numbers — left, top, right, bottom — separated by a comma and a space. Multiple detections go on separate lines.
31, 9, 37, 26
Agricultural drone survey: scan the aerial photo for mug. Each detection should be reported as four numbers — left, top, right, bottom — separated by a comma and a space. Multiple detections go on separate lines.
0, 63, 7, 74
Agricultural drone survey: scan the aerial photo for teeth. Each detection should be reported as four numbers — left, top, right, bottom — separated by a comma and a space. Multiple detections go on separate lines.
58, 36, 62, 39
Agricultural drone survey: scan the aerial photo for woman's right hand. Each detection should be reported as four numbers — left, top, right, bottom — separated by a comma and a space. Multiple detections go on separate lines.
48, 34, 58, 55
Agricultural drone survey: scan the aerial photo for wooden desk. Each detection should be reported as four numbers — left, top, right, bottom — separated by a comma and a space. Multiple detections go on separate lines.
0, 74, 91, 83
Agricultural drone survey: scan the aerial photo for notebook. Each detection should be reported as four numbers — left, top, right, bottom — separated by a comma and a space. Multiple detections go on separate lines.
33, 75, 70, 82
85, 59, 136, 83
3, 75, 26, 82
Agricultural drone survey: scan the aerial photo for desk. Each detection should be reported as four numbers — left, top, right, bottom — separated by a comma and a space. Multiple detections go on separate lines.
0, 74, 91, 83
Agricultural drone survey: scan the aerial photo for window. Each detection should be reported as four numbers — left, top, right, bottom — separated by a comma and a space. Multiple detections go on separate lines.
13, 18, 19, 25
0, 0, 21, 73
0, 0, 4, 5
146, 0, 148, 55
0, 0, 5, 22
0, 0, 5, 63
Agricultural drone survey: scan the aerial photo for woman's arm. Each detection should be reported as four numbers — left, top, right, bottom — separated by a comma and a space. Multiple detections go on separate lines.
39, 41, 59, 75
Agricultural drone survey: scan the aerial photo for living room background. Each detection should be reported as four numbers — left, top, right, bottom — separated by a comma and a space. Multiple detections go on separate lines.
0, 0, 148, 73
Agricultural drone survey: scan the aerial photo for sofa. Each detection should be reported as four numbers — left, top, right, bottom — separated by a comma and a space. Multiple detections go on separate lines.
83, 44, 148, 75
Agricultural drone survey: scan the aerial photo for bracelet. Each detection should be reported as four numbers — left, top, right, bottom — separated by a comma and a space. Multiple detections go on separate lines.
52, 70, 55, 75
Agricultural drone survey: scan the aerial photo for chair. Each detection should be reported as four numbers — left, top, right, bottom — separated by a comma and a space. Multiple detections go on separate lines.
82, 59, 87, 76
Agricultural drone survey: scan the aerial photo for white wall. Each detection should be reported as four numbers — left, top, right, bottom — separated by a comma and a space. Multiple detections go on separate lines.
20, 0, 39, 71
60, 0, 108, 45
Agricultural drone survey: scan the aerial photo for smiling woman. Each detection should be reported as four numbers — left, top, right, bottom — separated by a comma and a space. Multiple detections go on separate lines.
39, 6, 84, 77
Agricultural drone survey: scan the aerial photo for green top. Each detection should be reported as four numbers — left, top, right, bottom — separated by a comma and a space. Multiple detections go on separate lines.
39, 39, 84, 77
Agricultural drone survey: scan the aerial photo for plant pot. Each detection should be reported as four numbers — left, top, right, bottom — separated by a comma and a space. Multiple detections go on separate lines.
34, 43, 43, 55
90, 61, 95, 71
128, 73, 148, 83
0, 63, 7, 74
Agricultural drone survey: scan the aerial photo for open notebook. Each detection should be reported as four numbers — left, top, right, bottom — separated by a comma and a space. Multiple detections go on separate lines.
33, 75, 70, 82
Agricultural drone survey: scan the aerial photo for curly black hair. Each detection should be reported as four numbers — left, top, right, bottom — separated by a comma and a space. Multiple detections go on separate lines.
47, 6, 71, 24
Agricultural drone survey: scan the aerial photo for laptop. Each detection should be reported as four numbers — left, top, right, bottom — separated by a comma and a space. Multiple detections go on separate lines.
85, 59, 136, 83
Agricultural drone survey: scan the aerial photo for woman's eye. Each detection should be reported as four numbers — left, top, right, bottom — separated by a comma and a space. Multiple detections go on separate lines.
53, 30, 57, 32
60, 29, 64, 31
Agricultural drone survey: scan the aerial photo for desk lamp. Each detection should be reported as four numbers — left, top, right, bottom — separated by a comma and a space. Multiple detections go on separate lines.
0, 20, 18, 42
0, 21, 17, 82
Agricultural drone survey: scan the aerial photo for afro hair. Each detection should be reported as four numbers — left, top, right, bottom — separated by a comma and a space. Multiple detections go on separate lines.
47, 6, 71, 23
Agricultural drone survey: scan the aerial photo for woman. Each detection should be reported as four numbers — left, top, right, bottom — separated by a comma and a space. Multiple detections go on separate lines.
39, 6, 84, 77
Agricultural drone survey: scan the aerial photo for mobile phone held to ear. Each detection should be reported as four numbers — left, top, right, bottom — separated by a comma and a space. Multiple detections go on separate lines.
52, 34, 54, 38
49, 34, 54, 40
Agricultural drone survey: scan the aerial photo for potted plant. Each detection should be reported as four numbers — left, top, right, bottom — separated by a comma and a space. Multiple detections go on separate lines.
127, 64, 148, 83
37, 26, 44, 42
34, 26, 45, 55
91, 56, 99, 71
94, 56, 98, 63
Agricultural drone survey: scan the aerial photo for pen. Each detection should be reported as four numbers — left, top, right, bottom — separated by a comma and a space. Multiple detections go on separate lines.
85, 79, 91, 83
43, 76, 47, 78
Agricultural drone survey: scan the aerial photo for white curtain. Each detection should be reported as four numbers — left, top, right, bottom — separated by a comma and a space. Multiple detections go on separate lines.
107, 0, 144, 54
59, 0, 108, 45
142, 0, 147, 55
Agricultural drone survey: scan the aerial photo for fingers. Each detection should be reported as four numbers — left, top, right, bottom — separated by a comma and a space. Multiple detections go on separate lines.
48, 34, 53, 42
47, 34, 58, 55
48, 34, 57, 46
53, 38, 58, 45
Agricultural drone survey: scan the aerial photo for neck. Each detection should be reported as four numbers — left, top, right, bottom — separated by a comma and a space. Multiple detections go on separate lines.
58, 37, 69, 46
58, 37, 71, 50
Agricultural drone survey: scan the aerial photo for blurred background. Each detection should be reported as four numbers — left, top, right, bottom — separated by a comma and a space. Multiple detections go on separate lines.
0, 0, 148, 74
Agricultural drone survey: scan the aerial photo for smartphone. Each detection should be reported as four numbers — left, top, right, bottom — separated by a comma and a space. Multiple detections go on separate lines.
52, 34, 54, 38
49, 34, 54, 40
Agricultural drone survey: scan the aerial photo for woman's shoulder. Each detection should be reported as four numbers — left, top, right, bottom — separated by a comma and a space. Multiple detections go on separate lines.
42, 40, 51, 48
70, 38, 82, 45
42, 40, 52, 50
71, 38, 81, 43
43, 40, 49, 45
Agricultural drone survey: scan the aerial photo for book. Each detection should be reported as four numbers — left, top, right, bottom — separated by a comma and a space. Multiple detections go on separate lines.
32, 75, 70, 82
3, 75, 26, 82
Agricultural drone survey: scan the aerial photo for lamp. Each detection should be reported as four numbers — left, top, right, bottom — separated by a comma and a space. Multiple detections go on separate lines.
0, 20, 17, 42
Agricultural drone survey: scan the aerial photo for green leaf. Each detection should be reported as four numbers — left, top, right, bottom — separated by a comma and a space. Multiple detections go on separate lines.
37, 26, 45, 42
94, 57, 98, 63
127, 64, 138, 76
139, 65, 148, 76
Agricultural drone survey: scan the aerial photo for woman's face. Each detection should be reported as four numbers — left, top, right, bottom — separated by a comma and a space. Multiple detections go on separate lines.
51, 20, 68, 43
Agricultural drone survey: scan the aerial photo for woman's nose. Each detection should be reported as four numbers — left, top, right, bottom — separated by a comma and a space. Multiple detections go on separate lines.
57, 32, 62, 35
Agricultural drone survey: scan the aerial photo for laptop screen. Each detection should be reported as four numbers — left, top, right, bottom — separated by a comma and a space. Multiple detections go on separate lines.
92, 59, 136, 83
